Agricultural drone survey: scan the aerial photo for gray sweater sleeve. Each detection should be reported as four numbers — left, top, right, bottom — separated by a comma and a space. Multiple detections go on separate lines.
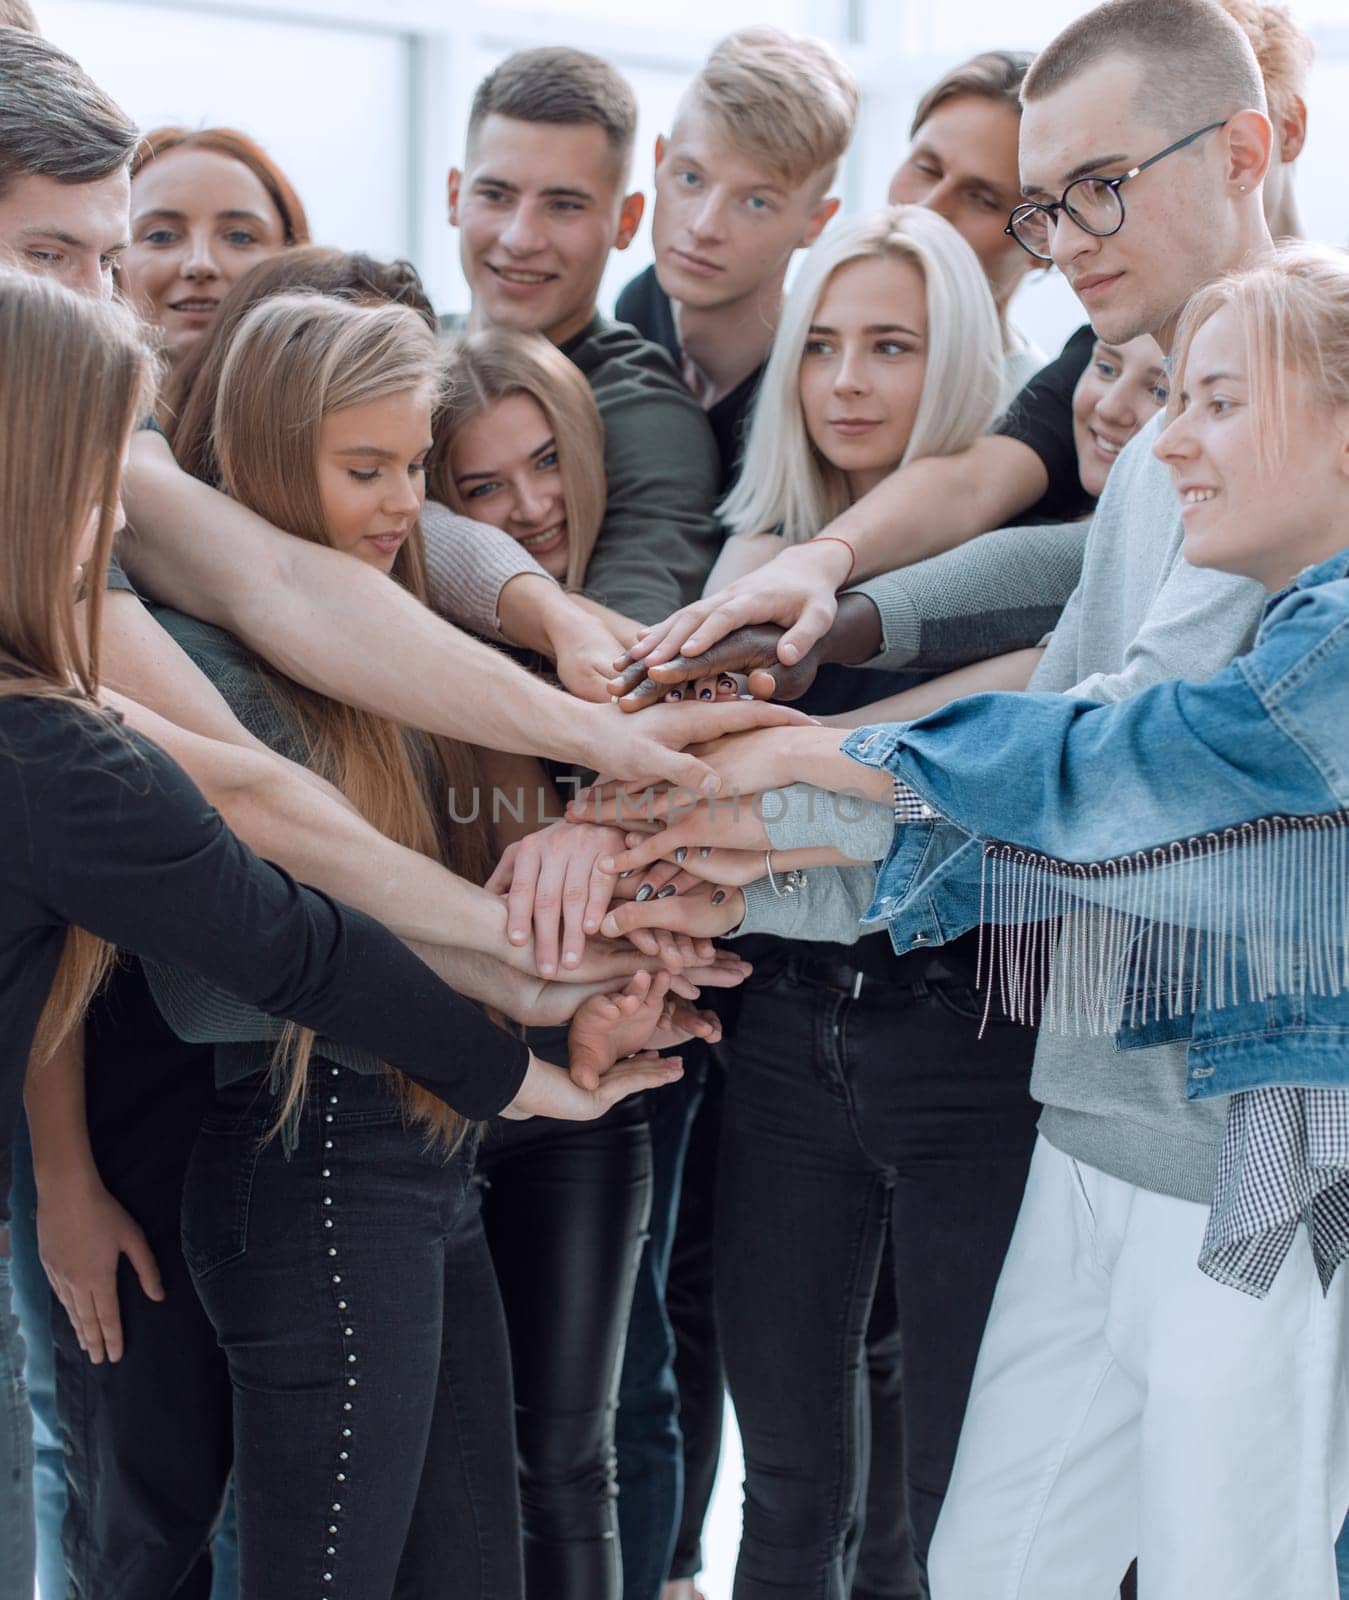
852, 520, 1087, 672
421, 498, 557, 638
735, 863, 879, 942
761, 783, 894, 861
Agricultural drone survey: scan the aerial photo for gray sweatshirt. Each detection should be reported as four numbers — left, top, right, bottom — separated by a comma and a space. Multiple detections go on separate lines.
742, 414, 1269, 1204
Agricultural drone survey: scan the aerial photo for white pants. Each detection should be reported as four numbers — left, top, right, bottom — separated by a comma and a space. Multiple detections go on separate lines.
928, 1136, 1349, 1600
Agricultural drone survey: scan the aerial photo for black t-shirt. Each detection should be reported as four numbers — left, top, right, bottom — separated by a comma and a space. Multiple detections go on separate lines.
996, 324, 1095, 525
0, 696, 528, 1217
615, 264, 762, 494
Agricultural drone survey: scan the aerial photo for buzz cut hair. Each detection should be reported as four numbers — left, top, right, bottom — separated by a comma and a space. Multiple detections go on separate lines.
679, 26, 860, 191
1022, 0, 1267, 131
467, 47, 638, 176
0, 30, 137, 200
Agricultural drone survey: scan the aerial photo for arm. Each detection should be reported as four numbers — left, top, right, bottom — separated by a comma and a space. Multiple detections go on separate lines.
824, 648, 1044, 728
26, 711, 528, 1116
581, 381, 723, 625
624, 434, 1050, 670
610, 523, 1087, 709
104, 689, 519, 952
119, 431, 799, 794
702, 531, 783, 595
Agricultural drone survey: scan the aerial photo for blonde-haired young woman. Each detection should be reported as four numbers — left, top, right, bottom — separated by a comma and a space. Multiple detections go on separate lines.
0, 271, 661, 1600
142, 291, 698, 1599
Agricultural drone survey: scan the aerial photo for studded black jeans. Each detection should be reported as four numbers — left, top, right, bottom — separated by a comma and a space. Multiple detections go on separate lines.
182, 1070, 523, 1600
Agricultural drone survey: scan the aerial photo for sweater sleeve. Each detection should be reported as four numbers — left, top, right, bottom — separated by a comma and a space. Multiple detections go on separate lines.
852, 520, 1087, 672
582, 383, 723, 625
421, 499, 557, 638
735, 863, 879, 942
30, 708, 526, 1119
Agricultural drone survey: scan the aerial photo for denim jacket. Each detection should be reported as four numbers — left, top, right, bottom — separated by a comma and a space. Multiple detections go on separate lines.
841, 547, 1349, 1103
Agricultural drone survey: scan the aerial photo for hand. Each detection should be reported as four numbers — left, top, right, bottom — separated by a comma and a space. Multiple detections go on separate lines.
609, 626, 824, 712
486, 821, 632, 975
553, 621, 630, 705
500, 1045, 683, 1121
566, 971, 721, 1090
37, 1177, 164, 1364
503, 948, 751, 1028
600, 881, 745, 945
618, 539, 853, 671
574, 697, 815, 799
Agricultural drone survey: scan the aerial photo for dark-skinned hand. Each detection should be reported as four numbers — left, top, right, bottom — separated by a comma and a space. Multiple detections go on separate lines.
607, 625, 823, 713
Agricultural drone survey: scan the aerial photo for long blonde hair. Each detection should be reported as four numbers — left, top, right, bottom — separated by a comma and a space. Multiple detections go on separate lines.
1170, 242, 1349, 476
720, 205, 1004, 542
431, 328, 606, 591
213, 292, 488, 1146
0, 269, 156, 1063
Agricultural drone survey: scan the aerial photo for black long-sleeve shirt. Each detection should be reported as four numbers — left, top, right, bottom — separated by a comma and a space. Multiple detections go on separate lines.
0, 694, 527, 1217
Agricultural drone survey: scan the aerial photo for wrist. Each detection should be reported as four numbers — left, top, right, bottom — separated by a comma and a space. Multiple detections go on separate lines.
497, 571, 561, 652
823, 592, 883, 667
800, 536, 855, 590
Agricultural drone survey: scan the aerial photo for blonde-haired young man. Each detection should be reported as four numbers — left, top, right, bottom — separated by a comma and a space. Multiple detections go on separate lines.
617, 27, 858, 487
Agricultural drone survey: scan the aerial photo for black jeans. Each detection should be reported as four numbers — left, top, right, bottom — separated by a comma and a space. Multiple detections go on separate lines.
183, 1070, 523, 1600
55, 961, 230, 1600
716, 944, 1039, 1599
477, 1099, 652, 1599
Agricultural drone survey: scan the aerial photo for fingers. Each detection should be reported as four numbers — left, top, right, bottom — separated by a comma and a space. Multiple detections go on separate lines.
122, 1224, 165, 1306
69, 1286, 107, 1365
557, 847, 597, 972
777, 595, 839, 665
599, 890, 742, 942
629, 858, 683, 902
581, 853, 616, 943
595, 1052, 684, 1111
528, 849, 568, 977
91, 1278, 126, 1364
679, 956, 752, 989
614, 675, 672, 714
667, 699, 813, 740
641, 602, 721, 666
484, 839, 519, 896
504, 839, 541, 949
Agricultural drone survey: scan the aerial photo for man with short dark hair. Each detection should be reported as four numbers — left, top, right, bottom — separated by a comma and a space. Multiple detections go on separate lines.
448, 46, 724, 624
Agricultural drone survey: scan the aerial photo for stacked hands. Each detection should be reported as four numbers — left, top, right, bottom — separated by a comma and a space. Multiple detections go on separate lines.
493, 590, 865, 1115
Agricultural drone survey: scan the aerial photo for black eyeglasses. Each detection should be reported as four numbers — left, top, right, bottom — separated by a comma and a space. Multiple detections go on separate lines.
1005, 121, 1228, 260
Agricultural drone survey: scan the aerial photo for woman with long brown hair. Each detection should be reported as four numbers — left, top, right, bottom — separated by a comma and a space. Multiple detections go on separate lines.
118, 126, 308, 382
0, 269, 669, 1600
146, 289, 708, 1597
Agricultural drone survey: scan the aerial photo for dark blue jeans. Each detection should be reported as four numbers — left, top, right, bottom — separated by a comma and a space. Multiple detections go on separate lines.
477, 1100, 652, 1600
716, 945, 1039, 1599
613, 1048, 713, 1600
182, 1070, 523, 1600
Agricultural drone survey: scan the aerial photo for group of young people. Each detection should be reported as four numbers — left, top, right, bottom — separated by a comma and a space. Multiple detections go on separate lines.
0, 1, 1344, 1598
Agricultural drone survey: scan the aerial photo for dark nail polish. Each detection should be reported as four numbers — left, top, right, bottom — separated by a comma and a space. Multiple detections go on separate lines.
712, 890, 726, 905
699, 847, 711, 859
674, 846, 687, 863
635, 884, 654, 902
657, 884, 677, 899
699, 688, 713, 700
617, 869, 633, 879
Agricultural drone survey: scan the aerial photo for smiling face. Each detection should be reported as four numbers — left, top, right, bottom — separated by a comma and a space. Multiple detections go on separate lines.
315, 387, 433, 574
1155, 304, 1349, 590
1019, 56, 1234, 347
798, 254, 928, 500
119, 147, 289, 367
650, 104, 836, 313
448, 391, 570, 579
888, 93, 1033, 317
0, 168, 130, 300
1071, 332, 1168, 497
448, 115, 642, 346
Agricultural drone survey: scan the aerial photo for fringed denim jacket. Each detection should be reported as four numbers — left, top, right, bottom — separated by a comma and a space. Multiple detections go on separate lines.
841, 547, 1349, 1105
